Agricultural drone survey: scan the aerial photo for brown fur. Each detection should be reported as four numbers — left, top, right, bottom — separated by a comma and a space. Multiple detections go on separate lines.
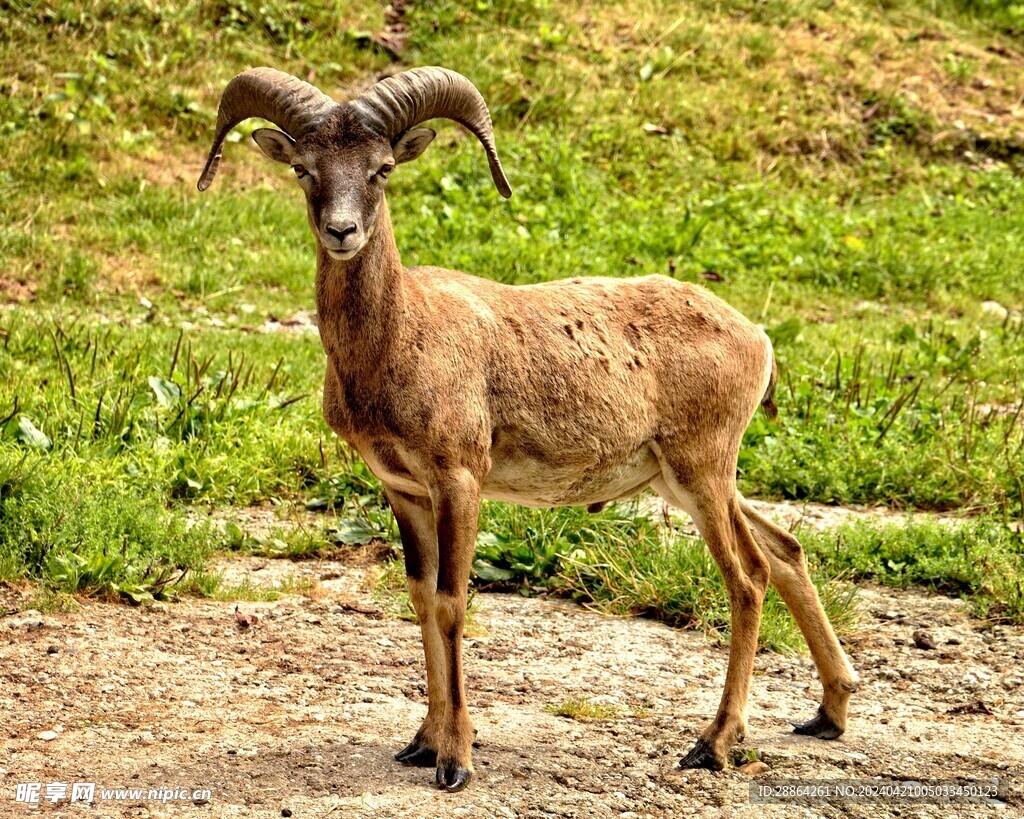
235, 105, 857, 789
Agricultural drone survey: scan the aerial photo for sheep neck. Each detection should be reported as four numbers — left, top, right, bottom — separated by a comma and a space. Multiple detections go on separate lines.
315, 198, 406, 373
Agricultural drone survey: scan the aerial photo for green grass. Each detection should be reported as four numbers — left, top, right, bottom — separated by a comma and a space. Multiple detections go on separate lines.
211, 575, 320, 602
741, 316, 1024, 513
802, 516, 1024, 622
1, 0, 1022, 637
545, 697, 621, 721
468, 499, 1024, 644
0, 458, 223, 603
473, 501, 860, 652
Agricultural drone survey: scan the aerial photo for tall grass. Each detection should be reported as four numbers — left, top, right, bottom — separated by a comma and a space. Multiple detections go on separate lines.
743, 316, 1024, 516
1, 0, 1021, 622
0, 455, 221, 602
802, 516, 1024, 623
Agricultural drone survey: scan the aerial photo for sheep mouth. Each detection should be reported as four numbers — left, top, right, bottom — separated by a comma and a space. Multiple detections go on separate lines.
325, 246, 361, 261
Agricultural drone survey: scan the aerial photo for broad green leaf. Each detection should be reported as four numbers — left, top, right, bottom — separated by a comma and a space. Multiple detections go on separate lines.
148, 376, 181, 408
17, 416, 51, 449
331, 518, 385, 546
472, 561, 516, 582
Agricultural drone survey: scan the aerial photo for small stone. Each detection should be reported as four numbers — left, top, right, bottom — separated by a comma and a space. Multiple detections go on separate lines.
912, 630, 936, 650
4, 612, 44, 631
46, 645, 59, 654
736, 760, 770, 776
281, 809, 293, 817
37, 730, 58, 741
981, 301, 1008, 321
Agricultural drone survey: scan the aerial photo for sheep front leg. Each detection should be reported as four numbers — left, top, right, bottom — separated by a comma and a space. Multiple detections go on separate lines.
384, 486, 445, 768
431, 469, 482, 792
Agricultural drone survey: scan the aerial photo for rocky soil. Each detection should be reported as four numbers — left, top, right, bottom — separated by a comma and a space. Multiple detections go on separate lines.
2, 546, 1022, 817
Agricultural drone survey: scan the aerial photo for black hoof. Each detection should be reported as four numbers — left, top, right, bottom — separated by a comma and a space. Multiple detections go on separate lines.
395, 741, 437, 767
679, 738, 725, 771
790, 705, 844, 740
435, 761, 473, 792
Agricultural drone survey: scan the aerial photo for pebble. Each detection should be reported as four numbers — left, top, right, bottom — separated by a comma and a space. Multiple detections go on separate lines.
3, 612, 45, 631
912, 630, 936, 650
37, 730, 58, 741
981, 301, 1008, 321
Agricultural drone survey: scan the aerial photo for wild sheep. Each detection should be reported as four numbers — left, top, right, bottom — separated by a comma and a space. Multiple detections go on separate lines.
199, 66, 858, 793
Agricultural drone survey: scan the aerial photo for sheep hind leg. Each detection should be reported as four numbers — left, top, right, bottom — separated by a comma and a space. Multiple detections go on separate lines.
739, 497, 858, 739
652, 470, 770, 771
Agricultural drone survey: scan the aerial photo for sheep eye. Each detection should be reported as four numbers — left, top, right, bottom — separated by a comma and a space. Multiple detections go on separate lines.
292, 165, 309, 179
377, 163, 395, 180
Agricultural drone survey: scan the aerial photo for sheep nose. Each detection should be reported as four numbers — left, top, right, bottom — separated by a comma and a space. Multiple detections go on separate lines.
325, 221, 358, 242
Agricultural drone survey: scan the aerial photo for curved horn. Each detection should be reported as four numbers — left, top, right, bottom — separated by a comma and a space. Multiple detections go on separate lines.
197, 68, 336, 191
350, 67, 512, 198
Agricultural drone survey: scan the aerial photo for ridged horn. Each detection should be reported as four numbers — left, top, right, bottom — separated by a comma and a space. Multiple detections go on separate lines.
350, 67, 511, 198
197, 68, 336, 191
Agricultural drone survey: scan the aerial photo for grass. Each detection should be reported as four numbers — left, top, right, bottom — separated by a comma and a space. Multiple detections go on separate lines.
472, 501, 859, 652
802, 516, 1024, 623
0, 458, 223, 603
1, 0, 1022, 640
741, 316, 1024, 513
21, 589, 81, 615
211, 574, 322, 602
545, 697, 621, 721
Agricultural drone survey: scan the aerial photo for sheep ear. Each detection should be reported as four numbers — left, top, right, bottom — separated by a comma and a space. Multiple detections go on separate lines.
252, 128, 296, 164
393, 127, 436, 164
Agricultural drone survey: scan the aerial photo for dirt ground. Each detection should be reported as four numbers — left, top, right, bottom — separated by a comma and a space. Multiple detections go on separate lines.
2, 530, 1022, 818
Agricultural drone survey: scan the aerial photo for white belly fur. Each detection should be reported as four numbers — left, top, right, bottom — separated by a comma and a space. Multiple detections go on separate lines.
481, 442, 661, 508
357, 438, 661, 509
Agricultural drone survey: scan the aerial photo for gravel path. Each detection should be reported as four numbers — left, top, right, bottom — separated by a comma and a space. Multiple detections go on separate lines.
2, 551, 1022, 817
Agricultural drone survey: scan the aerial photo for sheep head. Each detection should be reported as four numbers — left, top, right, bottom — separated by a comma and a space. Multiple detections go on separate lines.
198, 66, 512, 261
